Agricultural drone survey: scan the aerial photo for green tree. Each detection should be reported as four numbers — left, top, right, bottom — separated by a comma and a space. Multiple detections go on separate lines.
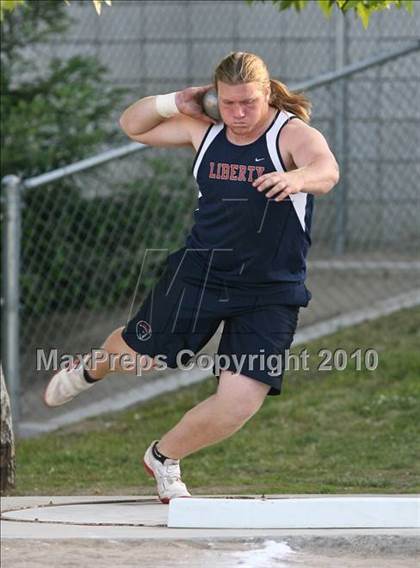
1, 0, 123, 178
0, 1, 195, 318
0, 0, 131, 318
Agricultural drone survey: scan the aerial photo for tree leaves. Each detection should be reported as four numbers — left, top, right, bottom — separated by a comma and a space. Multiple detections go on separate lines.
318, 0, 335, 19
2, 0, 414, 27
0, 0, 24, 21
248, 0, 415, 28
357, 2, 370, 28
0, 0, 112, 21
92, 0, 112, 16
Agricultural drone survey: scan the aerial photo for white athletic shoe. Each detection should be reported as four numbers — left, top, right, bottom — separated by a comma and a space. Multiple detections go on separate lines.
143, 440, 191, 504
43, 356, 96, 407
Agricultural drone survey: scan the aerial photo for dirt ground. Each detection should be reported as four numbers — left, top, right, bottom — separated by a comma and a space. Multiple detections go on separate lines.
2, 539, 419, 568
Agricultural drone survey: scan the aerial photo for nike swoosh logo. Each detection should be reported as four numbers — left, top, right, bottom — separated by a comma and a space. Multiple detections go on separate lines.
255, 158, 265, 162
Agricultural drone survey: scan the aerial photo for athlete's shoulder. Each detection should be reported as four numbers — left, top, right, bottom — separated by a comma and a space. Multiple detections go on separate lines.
277, 116, 325, 170
190, 119, 223, 150
279, 116, 326, 150
281, 115, 312, 134
279, 114, 338, 174
183, 115, 220, 151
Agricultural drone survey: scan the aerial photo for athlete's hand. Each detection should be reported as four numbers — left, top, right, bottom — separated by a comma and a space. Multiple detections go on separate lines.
175, 85, 216, 125
252, 170, 305, 202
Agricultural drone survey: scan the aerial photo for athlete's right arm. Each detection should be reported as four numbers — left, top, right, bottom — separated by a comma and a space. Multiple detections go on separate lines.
119, 85, 215, 149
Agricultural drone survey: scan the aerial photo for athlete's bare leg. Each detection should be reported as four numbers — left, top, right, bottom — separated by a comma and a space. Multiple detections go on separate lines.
88, 326, 155, 380
43, 326, 157, 407
157, 371, 270, 459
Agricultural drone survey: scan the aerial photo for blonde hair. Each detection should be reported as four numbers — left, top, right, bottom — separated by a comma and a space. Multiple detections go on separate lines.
213, 51, 311, 124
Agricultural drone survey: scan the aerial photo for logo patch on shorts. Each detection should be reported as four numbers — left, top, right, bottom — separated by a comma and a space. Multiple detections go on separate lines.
136, 320, 152, 341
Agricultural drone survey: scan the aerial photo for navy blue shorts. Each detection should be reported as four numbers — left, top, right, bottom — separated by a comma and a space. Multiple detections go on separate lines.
122, 249, 305, 396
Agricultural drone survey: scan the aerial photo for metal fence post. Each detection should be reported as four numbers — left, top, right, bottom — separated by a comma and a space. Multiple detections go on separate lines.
334, 12, 347, 255
1, 175, 22, 428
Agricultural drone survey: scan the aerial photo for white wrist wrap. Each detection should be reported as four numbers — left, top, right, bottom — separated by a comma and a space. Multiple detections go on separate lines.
155, 92, 180, 118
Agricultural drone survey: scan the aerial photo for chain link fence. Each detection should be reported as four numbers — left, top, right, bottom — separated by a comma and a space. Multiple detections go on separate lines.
2, 0, 420, 434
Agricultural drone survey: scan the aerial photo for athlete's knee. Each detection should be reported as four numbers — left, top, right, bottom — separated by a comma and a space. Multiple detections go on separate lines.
215, 392, 263, 425
97, 327, 149, 373
112, 326, 127, 342
102, 326, 125, 349
216, 373, 269, 421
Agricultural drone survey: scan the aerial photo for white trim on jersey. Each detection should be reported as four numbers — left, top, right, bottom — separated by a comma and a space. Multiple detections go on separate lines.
289, 192, 308, 233
193, 122, 224, 180
266, 110, 308, 233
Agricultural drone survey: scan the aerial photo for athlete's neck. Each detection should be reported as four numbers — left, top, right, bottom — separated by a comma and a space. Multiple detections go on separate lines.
225, 106, 278, 146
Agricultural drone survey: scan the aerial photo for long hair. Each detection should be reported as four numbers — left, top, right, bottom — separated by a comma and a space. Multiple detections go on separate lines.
213, 51, 311, 124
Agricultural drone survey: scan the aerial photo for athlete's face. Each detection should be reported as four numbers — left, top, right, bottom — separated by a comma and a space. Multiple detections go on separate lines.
217, 81, 270, 135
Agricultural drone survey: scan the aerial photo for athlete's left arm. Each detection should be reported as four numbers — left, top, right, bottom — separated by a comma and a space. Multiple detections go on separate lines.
253, 120, 340, 201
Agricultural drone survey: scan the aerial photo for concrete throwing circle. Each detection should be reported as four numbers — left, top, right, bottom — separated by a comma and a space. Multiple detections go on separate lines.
2, 498, 166, 527
2, 496, 419, 529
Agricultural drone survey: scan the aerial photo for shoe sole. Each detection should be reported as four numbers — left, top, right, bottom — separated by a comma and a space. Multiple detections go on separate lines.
143, 459, 191, 505
143, 460, 169, 504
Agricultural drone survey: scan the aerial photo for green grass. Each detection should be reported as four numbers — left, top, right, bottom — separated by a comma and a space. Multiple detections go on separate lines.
10, 307, 420, 496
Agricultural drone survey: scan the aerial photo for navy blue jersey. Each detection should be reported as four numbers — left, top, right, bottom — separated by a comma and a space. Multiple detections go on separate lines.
181, 109, 313, 304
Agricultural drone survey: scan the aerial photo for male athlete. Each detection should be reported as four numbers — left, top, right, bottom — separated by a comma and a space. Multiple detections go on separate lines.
44, 52, 339, 503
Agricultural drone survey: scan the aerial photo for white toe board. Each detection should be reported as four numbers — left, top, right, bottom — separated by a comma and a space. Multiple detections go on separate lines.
167, 497, 420, 529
